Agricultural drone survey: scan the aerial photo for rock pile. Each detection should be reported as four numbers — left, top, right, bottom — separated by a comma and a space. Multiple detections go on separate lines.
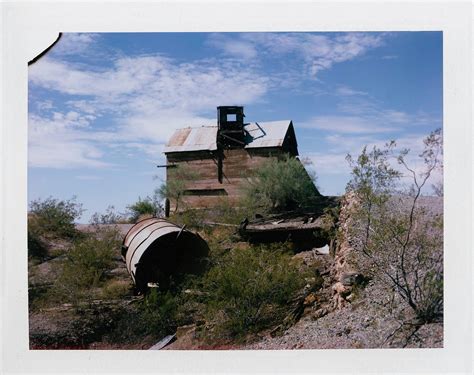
331, 192, 361, 309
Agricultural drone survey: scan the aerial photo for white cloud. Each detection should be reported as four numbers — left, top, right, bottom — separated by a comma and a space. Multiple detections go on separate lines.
335, 85, 368, 96
307, 33, 385, 76
319, 88, 442, 134
30, 55, 268, 106
52, 33, 100, 56
383, 110, 410, 124
29, 57, 145, 96
28, 113, 110, 169
299, 115, 398, 134
210, 32, 386, 77
305, 153, 352, 175
207, 34, 258, 59
299, 104, 440, 136
305, 132, 442, 195
29, 54, 270, 168
36, 100, 54, 112
66, 100, 100, 115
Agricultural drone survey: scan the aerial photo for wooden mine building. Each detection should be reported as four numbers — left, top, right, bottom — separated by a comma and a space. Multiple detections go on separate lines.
162, 106, 306, 213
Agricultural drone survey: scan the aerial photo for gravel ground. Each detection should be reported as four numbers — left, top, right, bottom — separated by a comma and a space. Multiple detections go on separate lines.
241, 196, 444, 350
242, 281, 443, 349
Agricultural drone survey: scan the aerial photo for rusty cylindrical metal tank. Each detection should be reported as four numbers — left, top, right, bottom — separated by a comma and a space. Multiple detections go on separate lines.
122, 218, 209, 293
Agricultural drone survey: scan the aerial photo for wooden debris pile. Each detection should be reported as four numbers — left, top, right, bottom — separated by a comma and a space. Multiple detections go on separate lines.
239, 196, 339, 247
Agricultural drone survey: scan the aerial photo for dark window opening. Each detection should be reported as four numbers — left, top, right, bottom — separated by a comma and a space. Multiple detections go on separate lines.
183, 189, 228, 196
217, 155, 223, 183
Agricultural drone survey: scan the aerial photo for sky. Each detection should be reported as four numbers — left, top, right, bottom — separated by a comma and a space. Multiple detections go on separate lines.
28, 32, 443, 223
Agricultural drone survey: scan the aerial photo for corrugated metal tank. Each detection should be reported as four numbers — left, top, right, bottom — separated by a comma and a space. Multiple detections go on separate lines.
122, 218, 209, 293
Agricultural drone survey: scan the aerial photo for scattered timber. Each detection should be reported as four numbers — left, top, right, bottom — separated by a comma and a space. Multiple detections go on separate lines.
202, 221, 239, 228
239, 196, 339, 245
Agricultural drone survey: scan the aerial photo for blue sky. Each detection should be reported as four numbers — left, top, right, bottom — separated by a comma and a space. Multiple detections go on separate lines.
28, 32, 442, 222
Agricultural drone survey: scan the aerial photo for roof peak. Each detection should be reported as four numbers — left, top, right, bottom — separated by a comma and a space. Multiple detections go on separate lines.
177, 120, 292, 130
164, 120, 294, 154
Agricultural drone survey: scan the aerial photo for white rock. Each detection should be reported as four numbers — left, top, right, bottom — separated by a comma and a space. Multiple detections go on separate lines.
314, 245, 330, 255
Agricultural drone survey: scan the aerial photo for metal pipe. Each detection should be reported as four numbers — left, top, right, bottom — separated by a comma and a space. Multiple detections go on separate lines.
122, 218, 209, 293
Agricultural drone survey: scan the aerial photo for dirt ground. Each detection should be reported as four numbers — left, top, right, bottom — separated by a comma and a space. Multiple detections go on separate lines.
29, 197, 443, 350
162, 251, 443, 350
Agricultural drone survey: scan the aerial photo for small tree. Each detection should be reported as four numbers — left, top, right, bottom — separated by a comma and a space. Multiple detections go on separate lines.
54, 227, 121, 304
28, 196, 84, 239
242, 155, 320, 213
126, 195, 163, 222
201, 244, 310, 339
157, 165, 199, 213
90, 205, 128, 225
427, 130, 443, 197
346, 129, 443, 324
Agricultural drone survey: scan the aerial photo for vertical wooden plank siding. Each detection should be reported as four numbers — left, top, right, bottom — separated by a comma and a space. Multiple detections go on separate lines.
165, 148, 287, 210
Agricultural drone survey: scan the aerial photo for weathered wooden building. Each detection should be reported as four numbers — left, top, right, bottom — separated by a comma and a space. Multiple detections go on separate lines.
162, 106, 305, 212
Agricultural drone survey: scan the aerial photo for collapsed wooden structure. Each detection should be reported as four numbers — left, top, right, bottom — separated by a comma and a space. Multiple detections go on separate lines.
239, 196, 339, 247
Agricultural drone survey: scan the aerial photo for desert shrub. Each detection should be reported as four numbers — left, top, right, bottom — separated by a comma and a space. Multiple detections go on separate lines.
168, 208, 206, 229
157, 165, 200, 214
210, 197, 247, 225
106, 289, 179, 344
241, 154, 320, 213
127, 195, 163, 223
28, 283, 51, 310
53, 227, 121, 304
141, 289, 179, 335
101, 280, 132, 300
28, 196, 84, 240
90, 205, 129, 224
200, 244, 308, 340
346, 129, 443, 323
27, 230, 48, 259
202, 226, 239, 261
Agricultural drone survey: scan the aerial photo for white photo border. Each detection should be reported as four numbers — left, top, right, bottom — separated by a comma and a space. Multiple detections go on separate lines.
1, 1, 472, 374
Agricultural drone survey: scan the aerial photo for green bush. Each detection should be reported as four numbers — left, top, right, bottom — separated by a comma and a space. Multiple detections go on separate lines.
200, 244, 308, 340
142, 289, 179, 335
106, 289, 179, 344
54, 227, 121, 304
168, 208, 206, 229
157, 164, 200, 214
28, 230, 48, 259
101, 280, 132, 300
126, 196, 162, 223
346, 129, 444, 323
210, 197, 246, 225
241, 155, 320, 213
28, 196, 84, 240
90, 205, 129, 224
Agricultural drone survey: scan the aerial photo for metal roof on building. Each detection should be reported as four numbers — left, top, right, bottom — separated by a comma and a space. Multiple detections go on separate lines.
163, 126, 218, 153
244, 121, 292, 149
163, 120, 292, 153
